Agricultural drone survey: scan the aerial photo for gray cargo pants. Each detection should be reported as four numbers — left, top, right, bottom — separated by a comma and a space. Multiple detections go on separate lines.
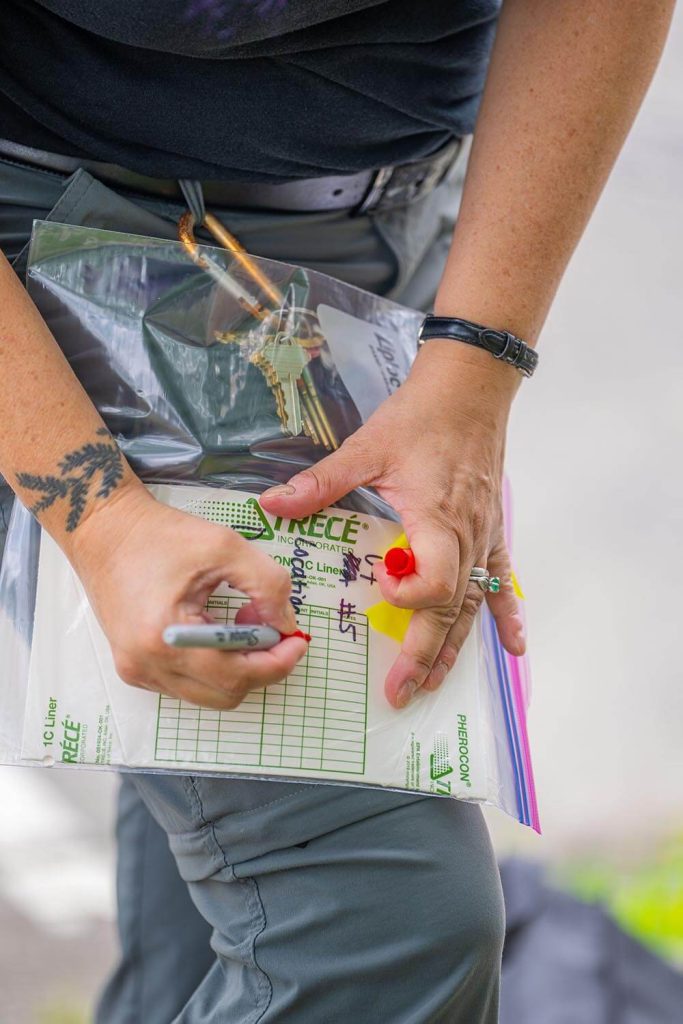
0, 152, 504, 1024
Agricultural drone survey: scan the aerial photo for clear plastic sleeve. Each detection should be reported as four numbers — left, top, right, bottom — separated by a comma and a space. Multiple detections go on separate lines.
0, 220, 540, 831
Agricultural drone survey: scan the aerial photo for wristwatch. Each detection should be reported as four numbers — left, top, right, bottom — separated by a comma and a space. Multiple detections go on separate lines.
417, 315, 539, 378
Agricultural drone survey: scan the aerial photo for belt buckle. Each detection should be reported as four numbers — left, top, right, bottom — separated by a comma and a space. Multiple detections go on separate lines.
354, 166, 395, 215
354, 138, 462, 216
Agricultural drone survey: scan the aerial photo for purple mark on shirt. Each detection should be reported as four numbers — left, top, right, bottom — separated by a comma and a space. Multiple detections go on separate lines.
255, 0, 290, 14
185, 0, 289, 24
185, 0, 227, 21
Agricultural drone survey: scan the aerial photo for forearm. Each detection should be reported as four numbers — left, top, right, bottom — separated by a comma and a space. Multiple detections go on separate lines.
434, 0, 674, 346
0, 253, 146, 554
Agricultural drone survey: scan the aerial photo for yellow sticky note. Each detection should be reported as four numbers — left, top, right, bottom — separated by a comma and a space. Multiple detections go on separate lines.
511, 570, 525, 600
389, 532, 409, 552
365, 600, 414, 644
364, 532, 414, 642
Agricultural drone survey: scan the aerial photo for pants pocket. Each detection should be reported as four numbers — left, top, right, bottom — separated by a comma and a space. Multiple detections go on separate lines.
1, 162, 179, 279
0, 156, 66, 263
368, 157, 466, 311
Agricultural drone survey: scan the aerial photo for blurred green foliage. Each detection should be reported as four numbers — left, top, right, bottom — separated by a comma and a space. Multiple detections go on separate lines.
36, 999, 88, 1024
556, 832, 683, 964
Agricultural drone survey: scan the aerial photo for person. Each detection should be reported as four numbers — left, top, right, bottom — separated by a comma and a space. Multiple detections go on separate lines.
0, 2, 674, 1021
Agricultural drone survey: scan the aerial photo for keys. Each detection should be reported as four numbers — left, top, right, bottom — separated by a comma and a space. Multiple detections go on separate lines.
252, 332, 338, 449
254, 334, 308, 436
298, 365, 338, 451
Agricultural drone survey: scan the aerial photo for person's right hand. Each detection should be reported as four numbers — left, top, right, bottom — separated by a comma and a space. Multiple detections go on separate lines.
66, 485, 308, 709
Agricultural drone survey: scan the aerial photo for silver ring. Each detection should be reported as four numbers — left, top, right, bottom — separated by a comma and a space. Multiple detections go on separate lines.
468, 567, 501, 593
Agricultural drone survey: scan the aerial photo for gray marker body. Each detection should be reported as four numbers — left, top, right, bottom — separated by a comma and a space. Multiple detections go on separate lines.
163, 624, 281, 650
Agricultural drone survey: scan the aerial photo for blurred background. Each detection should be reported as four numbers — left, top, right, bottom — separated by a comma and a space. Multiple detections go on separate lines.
1, 8, 682, 1023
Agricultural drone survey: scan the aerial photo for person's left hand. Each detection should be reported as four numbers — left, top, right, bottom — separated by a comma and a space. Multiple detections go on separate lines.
260, 341, 526, 709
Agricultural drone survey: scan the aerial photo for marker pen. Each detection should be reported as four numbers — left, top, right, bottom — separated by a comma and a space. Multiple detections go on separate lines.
163, 624, 311, 650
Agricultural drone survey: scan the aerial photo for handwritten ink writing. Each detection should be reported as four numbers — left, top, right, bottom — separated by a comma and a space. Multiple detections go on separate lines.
360, 553, 383, 585
342, 551, 383, 587
341, 549, 361, 587
290, 537, 315, 616
337, 598, 357, 642
372, 331, 402, 390
231, 523, 267, 541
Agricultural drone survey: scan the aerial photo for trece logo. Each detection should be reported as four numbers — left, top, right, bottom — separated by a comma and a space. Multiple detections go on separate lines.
184, 496, 275, 541
429, 733, 454, 781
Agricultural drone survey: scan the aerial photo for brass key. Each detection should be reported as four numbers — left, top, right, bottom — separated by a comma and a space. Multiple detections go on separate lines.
256, 336, 308, 436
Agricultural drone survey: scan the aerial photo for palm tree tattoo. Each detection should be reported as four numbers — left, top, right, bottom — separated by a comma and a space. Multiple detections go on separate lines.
17, 428, 124, 532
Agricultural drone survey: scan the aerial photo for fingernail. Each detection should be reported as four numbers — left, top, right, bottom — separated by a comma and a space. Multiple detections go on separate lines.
280, 605, 297, 633
396, 678, 418, 708
261, 484, 296, 499
284, 629, 312, 642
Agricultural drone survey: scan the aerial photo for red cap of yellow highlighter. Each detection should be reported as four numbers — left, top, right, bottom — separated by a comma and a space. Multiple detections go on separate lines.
384, 546, 415, 577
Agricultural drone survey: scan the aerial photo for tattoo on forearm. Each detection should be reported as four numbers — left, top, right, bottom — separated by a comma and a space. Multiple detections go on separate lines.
16, 428, 124, 532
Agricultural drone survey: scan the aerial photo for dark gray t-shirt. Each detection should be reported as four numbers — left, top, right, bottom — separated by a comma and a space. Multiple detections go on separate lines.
0, 0, 501, 182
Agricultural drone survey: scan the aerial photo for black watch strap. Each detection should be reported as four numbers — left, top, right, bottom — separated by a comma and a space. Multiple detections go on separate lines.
417, 315, 539, 378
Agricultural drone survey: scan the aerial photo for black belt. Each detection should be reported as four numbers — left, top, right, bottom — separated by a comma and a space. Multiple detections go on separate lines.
0, 136, 463, 215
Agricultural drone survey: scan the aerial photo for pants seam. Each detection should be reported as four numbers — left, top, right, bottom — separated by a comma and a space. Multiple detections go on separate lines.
188, 776, 230, 872
136, 798, 157, 1024
50, 171, 99, 223
0, 152, 69, 183
188, 780, 314, 825
115, 782, 147, 1024
189, 777, 274, 1023
244, 875, 274, 1024
10, 170, 99, 276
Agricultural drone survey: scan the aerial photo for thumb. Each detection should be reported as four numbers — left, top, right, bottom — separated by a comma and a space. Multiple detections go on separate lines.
259, 437, 375, 518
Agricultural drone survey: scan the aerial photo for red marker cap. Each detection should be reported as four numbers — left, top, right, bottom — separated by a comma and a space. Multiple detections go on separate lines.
280, 629, 312, 642
384, 546, 415, 577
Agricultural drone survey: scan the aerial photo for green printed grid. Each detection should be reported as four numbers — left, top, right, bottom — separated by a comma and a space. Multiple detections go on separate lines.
154, 597, 369, 775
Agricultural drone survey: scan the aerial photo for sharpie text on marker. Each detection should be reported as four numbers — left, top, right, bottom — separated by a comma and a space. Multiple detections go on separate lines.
163, 624, 312, 651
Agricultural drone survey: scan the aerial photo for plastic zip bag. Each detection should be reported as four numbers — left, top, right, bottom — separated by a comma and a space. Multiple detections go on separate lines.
0, 220, 540, 831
